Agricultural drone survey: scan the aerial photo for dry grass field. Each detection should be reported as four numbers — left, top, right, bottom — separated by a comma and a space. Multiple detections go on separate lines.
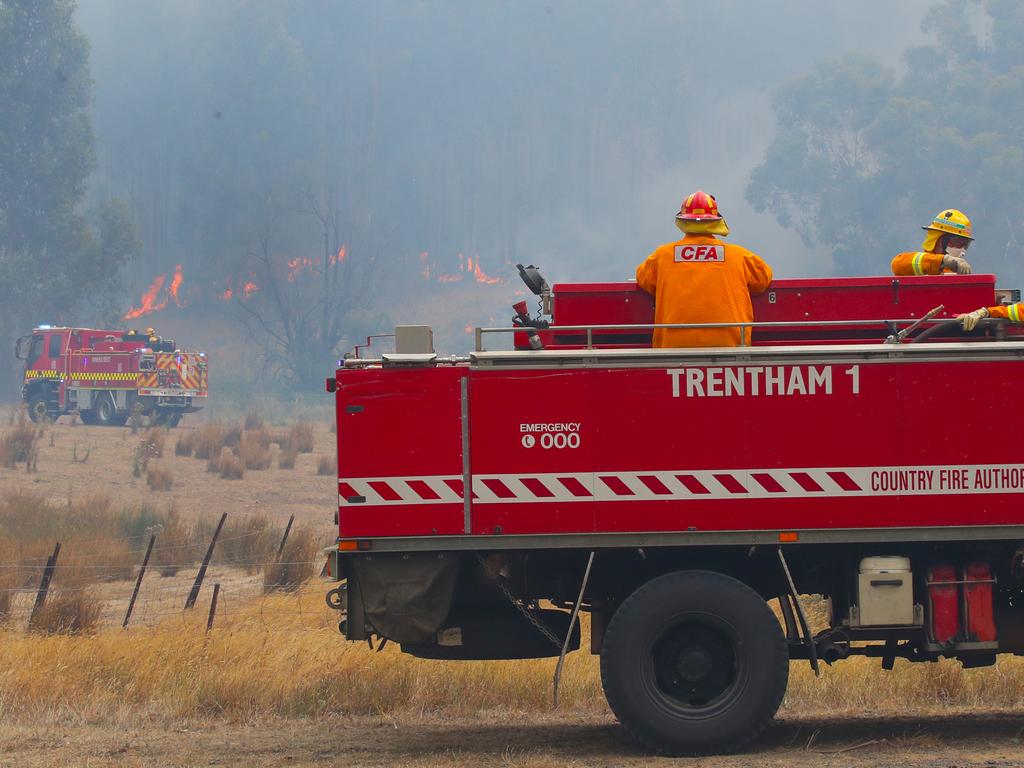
3, 409, 1024, 765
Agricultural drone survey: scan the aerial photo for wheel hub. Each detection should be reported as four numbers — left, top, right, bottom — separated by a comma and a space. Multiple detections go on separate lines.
653, 621, 737, 707
676, 648, 713, 681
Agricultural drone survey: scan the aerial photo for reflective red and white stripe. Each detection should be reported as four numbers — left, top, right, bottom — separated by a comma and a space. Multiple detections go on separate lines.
338, 464, 1024, 506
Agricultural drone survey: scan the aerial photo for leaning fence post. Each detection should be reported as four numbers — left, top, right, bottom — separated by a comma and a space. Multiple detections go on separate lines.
123, 533, 156, 628
29, 542, 61, 625
206, 583, 221, 633
276, 515, 295, 560
185, 512, 226, 609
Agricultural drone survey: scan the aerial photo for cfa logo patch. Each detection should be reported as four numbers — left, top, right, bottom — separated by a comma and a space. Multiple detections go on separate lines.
674, 244, 725, 262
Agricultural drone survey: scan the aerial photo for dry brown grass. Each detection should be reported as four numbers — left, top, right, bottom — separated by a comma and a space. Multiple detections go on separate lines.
244, 410, 264, 431
193, 423, 226, 460
316, 454, 335, 476
217, 516, 276, 574
0, 417, 39, 468
238, 432, 272, 470
146, 465, 174, 492
6, 592, 1024, 724
218, 452, 245, 480
27, 589, 102, 635
174, 431, 195, 457
289, 422, 315, 454
0, 493, 201, 584
278, 448, 298, 470
262, 527, 320, 592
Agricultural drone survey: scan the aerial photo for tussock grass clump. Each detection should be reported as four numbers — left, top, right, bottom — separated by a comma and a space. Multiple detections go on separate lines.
219, 452, 245, 480
223, 423, 243, 448
238, 433, 272, 470
193, 423, 226, 460
263, 527, 320, 592
175, 430, 196, 456
0, 417, 39, 468
146, 465, 174, 491
217, 516, 275, 574
244, 410, 264, 431
316, 454, 335, 476
289, 422, 315, 454
141, 428, 165, 459
151, 509, 200, 577
278, 448, 298, 470
28, 589, 102, 635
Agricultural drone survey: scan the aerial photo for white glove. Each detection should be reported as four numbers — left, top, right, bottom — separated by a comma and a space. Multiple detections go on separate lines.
958, 307, 989, 331
942, 253, 972, 274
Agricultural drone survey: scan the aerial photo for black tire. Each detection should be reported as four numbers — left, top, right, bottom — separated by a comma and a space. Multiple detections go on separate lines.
79, 410, 97, 425
600, 570, 788, 756
27, 392, 50, 423
166, 413, 182, 428
94, 392, 118, 427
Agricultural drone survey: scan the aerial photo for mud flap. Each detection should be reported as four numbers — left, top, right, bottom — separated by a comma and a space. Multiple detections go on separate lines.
351, 553, 460, 645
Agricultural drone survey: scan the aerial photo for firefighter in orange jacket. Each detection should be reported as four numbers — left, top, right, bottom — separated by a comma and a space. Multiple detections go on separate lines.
636, 191, 773, 347
891, 209, 974, 276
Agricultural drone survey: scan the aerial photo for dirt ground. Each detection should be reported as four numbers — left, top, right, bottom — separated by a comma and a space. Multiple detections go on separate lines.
0, 415, 336, 526
3, 711, 1024, 767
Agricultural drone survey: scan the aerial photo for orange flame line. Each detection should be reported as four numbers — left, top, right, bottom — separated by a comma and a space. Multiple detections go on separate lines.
123, 274, 168, 320
168, 264, 185, 307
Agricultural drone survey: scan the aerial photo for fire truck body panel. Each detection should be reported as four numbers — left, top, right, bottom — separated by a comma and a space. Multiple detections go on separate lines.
336, 344, 1024, 542
326, 272, 1024, 756
17, 326, 207, 424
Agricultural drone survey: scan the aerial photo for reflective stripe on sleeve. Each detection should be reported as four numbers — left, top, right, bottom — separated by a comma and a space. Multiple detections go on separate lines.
912, 252, 926, 275
1010, 304, 1021, 323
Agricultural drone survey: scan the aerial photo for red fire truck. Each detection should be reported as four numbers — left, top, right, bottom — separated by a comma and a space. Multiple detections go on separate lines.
323, 269, 1024, 755
15, 326, 208, 426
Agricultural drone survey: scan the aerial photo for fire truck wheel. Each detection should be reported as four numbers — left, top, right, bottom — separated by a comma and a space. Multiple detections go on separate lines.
27, 393, 50, 423
166, 414, 182, 428
600, 570, 788, 756
94, 393, 118, 427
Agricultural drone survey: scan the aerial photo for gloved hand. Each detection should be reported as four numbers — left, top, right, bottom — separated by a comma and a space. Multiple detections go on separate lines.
958, 307, 989, 331
942, 252, 972, 274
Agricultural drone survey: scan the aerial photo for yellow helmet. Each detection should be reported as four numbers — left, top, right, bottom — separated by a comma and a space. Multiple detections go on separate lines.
922, 209, 972, 239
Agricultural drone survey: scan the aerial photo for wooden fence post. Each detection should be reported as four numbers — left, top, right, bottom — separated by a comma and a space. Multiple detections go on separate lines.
123, 533, 156, 628
206, 583, 221, 633
29, 542, 61, 625
276, 515, 295, 560
185, 512, 226, 609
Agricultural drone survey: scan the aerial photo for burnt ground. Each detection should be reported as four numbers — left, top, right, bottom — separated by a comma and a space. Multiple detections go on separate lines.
4, 711, 1024, 767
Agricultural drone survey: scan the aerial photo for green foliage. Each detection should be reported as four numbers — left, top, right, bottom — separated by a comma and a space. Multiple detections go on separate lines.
748, 0, 1024, 284
0, 0, 138, 393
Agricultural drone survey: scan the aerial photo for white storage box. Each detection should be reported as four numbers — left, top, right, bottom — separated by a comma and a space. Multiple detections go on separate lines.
857, 556, 915, 626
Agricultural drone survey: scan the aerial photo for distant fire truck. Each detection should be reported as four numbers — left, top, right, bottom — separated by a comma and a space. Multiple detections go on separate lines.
15, 326, 208, 426
323, 268, 1024, 755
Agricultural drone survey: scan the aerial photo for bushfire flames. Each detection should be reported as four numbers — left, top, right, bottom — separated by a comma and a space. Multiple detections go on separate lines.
124, 245, 499, 320
123, 273, 169, 320
425, 252, 505, 285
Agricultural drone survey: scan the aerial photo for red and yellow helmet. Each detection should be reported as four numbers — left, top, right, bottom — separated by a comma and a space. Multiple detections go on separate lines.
676, 190, 722, 221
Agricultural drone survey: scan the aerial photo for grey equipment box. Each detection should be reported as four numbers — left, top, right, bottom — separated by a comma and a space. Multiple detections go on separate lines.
855, 556, 916, 626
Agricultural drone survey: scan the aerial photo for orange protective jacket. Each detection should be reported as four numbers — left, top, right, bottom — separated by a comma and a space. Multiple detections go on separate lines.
635, 234, 773, 348
987, 303, 1024, 322
891, 251, 952, 275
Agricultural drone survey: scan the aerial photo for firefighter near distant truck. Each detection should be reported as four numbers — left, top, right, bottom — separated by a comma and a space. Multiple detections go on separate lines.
15, 325, 208, 426
321, 199, 1024, 755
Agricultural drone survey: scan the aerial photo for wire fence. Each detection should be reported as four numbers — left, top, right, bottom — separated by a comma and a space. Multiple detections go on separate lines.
0, 518, 336, 636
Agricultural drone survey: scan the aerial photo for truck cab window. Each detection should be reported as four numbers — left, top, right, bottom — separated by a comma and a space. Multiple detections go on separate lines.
48, 335, 62, 358
28, 336, 43, 365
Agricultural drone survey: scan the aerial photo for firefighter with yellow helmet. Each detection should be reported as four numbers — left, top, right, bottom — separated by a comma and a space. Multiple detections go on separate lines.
636, 191, 773, 347
891, 209, 974, 276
